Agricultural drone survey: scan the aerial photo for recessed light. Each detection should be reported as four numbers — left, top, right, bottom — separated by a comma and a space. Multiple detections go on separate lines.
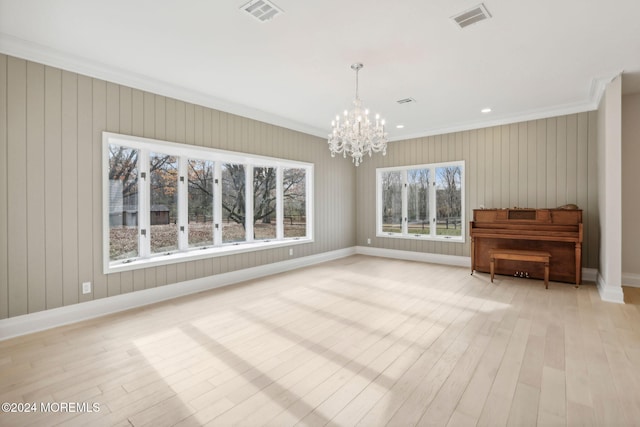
481, 108, 492, 113
396, 124, 405, 129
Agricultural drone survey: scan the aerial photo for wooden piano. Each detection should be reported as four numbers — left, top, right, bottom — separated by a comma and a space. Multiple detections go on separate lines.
470, 208, 583, 285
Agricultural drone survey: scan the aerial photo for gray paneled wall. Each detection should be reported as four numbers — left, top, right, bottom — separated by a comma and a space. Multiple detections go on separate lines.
0, 51, 601, 320
356, 114, 599, 269
622, 93, 640, 276
0, 54, 356, 319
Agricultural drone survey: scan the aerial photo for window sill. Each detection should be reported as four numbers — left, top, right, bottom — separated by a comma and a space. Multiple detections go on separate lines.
376, 233, 465, 243
105, 237, 313, 274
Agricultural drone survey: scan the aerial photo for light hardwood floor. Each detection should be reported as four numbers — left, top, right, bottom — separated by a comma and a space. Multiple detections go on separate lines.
1, 255, 640, 426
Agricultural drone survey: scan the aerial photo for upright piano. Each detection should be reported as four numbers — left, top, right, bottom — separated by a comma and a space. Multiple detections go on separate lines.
470, 208, 583, 284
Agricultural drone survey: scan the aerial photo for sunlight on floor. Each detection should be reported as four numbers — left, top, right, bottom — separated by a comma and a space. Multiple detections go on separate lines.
129, 272, 514, 425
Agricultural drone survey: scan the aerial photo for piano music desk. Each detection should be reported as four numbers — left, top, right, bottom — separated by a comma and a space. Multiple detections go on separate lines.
489, 249, 551, 289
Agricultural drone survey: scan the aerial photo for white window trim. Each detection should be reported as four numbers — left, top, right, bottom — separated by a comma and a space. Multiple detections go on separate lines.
103, 132, 314, 274
376, 160, 465, 243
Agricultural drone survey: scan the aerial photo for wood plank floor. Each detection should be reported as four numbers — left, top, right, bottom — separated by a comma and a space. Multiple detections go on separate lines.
1, 255, 640, 426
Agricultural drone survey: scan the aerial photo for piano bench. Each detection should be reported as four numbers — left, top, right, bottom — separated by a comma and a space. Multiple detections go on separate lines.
489, 249, 551, 289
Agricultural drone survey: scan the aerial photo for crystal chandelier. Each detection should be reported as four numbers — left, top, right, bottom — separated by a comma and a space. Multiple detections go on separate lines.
328, 63, 387, 167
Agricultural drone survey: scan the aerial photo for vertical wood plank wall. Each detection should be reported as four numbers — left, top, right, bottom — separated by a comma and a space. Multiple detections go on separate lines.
0, 54, 356, 319
622, 94, 640, 276
0, 52, 603, 320
356, 114, 599, 269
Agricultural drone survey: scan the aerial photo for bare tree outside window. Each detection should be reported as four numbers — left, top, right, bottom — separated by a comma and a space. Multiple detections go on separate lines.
108, 144, 139, 261
103, 133, 313, 273
253, 167, 277, 240
436, 166, 462, 236
283, 168, 306, 238
149, 153, 179, 253
408, 169, 430, 234
376, 161, 464, 240
382, 171, 402, 233
221, 163, 246, 243
188, 159, 214, 248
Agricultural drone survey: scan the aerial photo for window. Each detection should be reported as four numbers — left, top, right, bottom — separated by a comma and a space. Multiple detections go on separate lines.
187, 159, 214, 248
381, 170, 402, 233
149, 152, 179, 254
103, 132, 313, 274
377, 161, 464, 241
253, 166, 277, 240
283, 168, 306, 238
108, 145, 140, 261
408, 168, 430, 235
435, 165, 462, 238
221, 163, 246, 243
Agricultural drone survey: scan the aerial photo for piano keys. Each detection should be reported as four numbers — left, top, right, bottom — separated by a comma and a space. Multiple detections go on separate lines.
470, 208, 583, 285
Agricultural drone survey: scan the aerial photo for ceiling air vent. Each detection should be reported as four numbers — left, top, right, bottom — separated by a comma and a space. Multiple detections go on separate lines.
451, 3, 491, 29
397, 97, 416, 104
240, 0, 283, 22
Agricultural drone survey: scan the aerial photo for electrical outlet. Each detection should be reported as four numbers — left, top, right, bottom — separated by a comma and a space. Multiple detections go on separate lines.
367, 238, 371, 245
289, 248, 293, 256
82, 282, 92, 294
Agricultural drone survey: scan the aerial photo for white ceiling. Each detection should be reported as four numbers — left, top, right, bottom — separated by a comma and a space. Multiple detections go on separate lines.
1, 0, 640, 141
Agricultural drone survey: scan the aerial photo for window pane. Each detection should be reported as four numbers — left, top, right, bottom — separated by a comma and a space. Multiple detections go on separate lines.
253, 167, 277, 240
188, 159, 214, 248
221, 163, 246, 243
408, 169, 430, 235
381, 171, 402, 233
283, 168, 306, 238
436, 166, 462, 237
150, 153, 179, 253
108, 144, 139, 261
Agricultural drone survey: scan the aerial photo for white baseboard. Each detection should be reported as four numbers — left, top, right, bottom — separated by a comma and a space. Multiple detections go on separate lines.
355, 247, 600, 285
355, 246, 471, 268
582, 268, 598, 283
596, 272, 625, 303
0, 247, 356, 341
0, 246, 615, 340
622, 272, 640, 288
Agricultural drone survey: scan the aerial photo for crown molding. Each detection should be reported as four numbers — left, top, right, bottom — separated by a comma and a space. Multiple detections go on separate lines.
0, 33, 328, 139
0, 32, 620, 145
590, 73, 622, 107
389, 73, 621, 142
388, 98, 601, 143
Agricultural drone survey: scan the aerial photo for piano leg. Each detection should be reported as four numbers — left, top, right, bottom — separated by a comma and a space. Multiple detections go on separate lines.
490, 256, 495, 283
575, 242, 582, 288
544, 261, 549, 289
470, 235, 475, 275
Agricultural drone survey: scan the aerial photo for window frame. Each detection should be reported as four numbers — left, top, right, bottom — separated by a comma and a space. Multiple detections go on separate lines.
376, 160, 465, 242
103, 132, 314, 274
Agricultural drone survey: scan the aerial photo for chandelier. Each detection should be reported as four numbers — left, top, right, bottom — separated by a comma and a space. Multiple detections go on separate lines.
328, 63, 387, 167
